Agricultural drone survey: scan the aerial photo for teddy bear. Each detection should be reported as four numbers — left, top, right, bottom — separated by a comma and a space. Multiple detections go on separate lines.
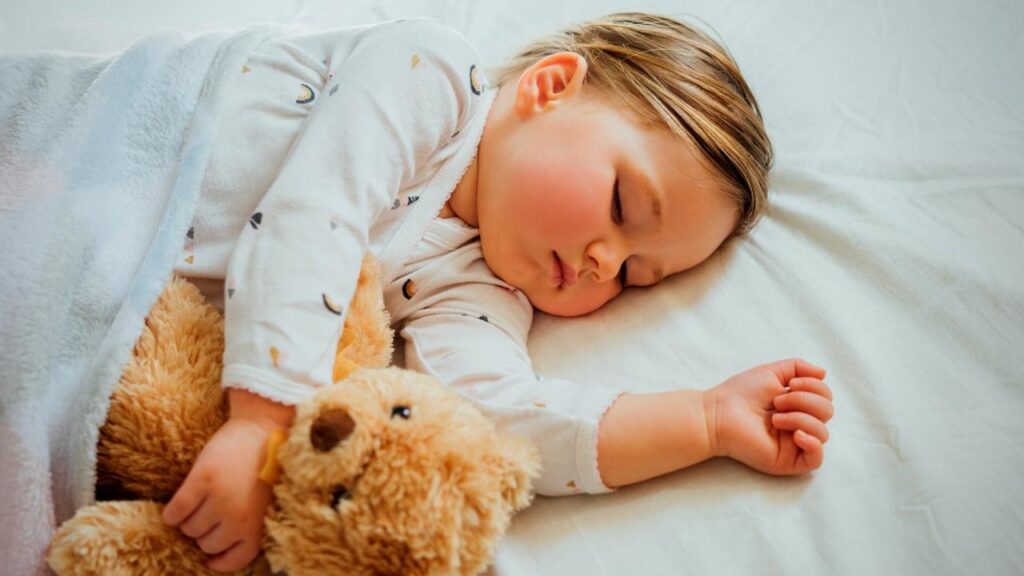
47, 257, 541, 576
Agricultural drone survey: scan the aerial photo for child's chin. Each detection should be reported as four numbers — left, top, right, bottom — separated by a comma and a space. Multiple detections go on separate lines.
531, 292, 607, 318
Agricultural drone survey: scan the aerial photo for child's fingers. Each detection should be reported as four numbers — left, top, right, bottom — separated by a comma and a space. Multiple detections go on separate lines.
765, 358, 827, 385
196, 525, 235, 556
771, 411, 829, 444
788, 377, 833, 401
794, 430, 824, 470
178, 499, 219, 539
793, 358, 827, 380
207, 539, 260, 573
162, 483, 203, 526
774, 390, 834, 423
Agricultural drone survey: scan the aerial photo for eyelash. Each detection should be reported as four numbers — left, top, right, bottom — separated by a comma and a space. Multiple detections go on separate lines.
612, 178, 628, 287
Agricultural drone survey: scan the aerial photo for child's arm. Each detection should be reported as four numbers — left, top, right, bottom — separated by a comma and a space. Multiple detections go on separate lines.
161, 20, 486, 572
162, 389, 294, 572
399, 272, 833, 495
596, 390, 714, 487
597, 358, 833, 487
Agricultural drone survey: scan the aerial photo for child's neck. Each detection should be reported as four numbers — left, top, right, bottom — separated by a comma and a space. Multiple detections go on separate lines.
444, 83, 513, 228
437, 202, 458, 219
447, 152, 479, 226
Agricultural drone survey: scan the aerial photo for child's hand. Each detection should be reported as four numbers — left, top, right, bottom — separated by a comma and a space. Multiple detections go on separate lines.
705, 358, 833, 475
162, 389, 294, 572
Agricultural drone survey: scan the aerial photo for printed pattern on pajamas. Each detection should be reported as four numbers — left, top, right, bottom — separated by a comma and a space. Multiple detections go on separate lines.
173, 18, 624, 496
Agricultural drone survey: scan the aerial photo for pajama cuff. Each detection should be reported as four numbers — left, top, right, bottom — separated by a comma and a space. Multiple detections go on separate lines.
221, 364, 317, 406
575, 389, 631, 495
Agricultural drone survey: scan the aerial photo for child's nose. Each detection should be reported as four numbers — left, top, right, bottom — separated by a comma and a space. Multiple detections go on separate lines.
585, 241, 626, 284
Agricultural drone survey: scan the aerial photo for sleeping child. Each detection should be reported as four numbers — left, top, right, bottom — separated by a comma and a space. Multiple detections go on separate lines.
158, 12, 835, 571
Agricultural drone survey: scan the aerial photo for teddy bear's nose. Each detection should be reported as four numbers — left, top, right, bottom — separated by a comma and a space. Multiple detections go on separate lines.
310, 408, 356, 452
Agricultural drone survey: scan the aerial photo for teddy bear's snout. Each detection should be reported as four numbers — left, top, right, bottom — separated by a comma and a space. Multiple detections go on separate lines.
310, 408, 356, 452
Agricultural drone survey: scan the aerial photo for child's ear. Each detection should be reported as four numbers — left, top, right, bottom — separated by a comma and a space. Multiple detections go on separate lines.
514, 51, 588, 118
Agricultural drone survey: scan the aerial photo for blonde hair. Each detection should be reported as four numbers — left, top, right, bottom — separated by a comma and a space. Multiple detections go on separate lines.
489, 12, 772, 235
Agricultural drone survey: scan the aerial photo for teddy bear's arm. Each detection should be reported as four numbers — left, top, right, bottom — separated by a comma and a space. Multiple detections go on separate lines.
47, 501, 269, 576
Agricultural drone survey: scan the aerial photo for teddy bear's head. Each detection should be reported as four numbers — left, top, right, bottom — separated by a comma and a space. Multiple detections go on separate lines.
264, 367, 541, 576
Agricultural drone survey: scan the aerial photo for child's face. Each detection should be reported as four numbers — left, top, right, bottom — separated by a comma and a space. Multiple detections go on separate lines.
472, 55, 739, 317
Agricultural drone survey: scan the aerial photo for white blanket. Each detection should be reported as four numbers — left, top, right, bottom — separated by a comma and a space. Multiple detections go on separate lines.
0, 25, 281, 576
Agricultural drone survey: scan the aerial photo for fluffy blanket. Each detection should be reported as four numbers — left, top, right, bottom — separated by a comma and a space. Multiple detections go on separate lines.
0, 25, 283, 574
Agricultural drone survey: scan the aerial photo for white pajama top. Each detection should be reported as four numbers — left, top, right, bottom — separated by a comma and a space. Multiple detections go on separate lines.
173, 18, 623, 496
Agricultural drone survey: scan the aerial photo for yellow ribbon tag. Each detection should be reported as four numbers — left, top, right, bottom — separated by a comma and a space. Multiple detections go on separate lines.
259, 429, 288, 485
333, 356, 361, 383
260, 326, 363, 485
332, 328, 362, 383
256, 326, 365, 486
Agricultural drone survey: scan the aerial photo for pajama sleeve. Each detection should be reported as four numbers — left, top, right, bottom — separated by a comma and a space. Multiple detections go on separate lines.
221, 20, 482, 405
398, 279, 627, 496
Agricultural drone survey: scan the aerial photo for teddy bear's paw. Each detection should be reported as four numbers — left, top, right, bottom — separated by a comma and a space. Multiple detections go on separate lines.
48, 501, 257, 576
494, 435, 542, 511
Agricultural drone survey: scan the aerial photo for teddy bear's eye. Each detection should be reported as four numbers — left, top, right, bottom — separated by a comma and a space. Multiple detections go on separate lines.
330, 485, 349, 508
391, 405, 412, 419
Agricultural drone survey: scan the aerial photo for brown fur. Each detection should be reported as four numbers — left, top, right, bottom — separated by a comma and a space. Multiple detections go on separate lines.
48, 256, 540, 575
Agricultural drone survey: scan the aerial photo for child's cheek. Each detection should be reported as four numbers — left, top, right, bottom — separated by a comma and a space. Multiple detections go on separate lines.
520, 165, 605, 241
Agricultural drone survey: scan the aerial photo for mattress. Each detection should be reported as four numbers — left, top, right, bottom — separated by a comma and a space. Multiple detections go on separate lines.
3, 0, 1021, 574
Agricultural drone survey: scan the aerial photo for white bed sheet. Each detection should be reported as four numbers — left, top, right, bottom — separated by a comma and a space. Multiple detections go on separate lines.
3, 0, 1021, 574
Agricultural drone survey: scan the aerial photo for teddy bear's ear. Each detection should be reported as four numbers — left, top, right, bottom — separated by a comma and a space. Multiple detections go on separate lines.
492, 435, 542, 511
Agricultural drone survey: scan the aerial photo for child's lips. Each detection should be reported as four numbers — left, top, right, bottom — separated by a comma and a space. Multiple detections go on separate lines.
551, 252, 578, 289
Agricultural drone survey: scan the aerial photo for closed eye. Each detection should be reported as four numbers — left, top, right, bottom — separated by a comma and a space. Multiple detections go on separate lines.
611, 177, 629, 286
611, 177, 624, 224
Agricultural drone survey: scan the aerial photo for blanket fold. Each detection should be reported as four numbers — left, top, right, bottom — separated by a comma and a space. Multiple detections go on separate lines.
0, 24, 286, 575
